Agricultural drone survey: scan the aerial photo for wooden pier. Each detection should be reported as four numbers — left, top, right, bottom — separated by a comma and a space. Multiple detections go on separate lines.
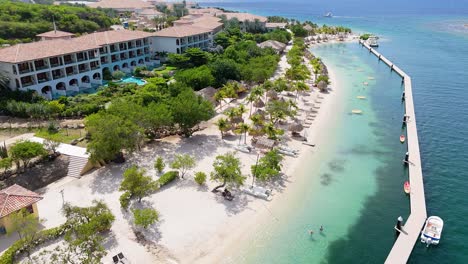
359, 40, 427, 264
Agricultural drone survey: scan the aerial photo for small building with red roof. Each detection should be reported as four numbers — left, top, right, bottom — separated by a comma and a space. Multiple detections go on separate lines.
0, 184, 43, 233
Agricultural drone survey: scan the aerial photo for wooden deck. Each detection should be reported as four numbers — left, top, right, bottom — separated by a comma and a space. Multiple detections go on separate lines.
360, 40, 427, 264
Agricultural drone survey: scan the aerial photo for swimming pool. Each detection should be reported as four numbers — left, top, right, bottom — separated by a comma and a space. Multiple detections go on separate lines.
119, 76, 147, 86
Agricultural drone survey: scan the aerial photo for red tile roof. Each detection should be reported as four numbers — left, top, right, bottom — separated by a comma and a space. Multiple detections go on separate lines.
219, 12, 267, 23
0, 184, 43, 218
154, 25, 213, 38
36, 30, 75, 38
0, 30, 154, 63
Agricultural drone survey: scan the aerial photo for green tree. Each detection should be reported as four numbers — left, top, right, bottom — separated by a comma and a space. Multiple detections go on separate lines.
235, 122, 250, 144
170, 89, 214, 137
58, 200, 115, 263
85, 112, 143, 161
112, 70, 125, 80
7, 208, 42, 259
154, 156, 165, 174
10, 140, 47, 172
132, 208, 159, 229
185, 48, 212, 67
210, 152, 245, 192
209, 59, 241, 87
168, 53, 190, 68
216, 117, 230, 139
266, 100, 296, 125
119, 166, 156, 203
0, 157, 12, 173
194, 171, 207, 185
170, 154, 195, 179
174, 65, 215, 91
251, 149, 283, 182
214, 32, 231, 48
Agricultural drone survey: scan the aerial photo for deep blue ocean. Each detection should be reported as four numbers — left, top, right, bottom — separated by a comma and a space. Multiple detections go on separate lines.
201, 1, 468, 263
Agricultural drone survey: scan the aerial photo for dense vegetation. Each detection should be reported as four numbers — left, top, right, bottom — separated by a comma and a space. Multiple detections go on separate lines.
0, 1, 117, 44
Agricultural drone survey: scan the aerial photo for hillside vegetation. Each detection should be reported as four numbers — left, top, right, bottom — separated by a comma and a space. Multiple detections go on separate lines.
0, 1, 117, 44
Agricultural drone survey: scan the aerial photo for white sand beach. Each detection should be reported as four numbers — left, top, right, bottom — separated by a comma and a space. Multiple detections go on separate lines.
8, 45, 345, 264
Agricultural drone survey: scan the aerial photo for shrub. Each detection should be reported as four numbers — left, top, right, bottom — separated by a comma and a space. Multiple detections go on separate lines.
119, 191, 131, 209
112, 70, 125, 80
133, 66, 147, 77
132, 208, 159, 229
194, 171, 207, 185
157, 171, 178, 187
154, 156, 165, 174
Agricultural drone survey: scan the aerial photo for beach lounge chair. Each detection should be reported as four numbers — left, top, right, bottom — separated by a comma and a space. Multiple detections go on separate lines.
242, 185, 271, 200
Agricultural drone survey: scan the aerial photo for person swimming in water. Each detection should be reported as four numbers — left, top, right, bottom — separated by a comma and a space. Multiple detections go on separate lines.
309, 230, 314, 235
320, 225, 324, 232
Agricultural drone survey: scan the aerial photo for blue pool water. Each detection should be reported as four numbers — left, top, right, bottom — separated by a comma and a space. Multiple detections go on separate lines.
119, 76, 147, 86
201, 1, 468, 263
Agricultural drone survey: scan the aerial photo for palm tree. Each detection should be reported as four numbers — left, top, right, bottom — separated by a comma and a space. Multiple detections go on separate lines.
264, 122, 278, 140
235, 122, 250, 144
216, 118, 229, 138
224, 108, 238, 123
236, 104, 247, 118
214, 90, 226, 109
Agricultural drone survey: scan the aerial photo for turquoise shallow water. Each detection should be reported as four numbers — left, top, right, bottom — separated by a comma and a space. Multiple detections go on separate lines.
202, 1, 468, 263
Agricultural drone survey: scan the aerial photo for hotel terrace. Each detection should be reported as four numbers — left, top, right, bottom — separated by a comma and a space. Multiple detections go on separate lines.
0, 30, 155, 99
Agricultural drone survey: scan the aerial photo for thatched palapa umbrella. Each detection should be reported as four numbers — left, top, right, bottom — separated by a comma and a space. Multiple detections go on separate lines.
318, 80, 328, 91
266, 90, 278, 100
254, 99, 265, 108
288, 122, 304, 132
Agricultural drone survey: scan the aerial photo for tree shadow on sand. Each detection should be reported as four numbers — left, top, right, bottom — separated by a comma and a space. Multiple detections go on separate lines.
89, 164, 129, 195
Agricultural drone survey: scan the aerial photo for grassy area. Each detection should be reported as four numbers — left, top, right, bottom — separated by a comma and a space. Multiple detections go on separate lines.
35, 128, 86, 145
153, 65, 177, 76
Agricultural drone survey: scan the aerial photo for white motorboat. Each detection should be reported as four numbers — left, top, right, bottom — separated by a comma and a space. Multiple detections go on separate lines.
324, 12, 333, 18
367, 36, 379, 47
420, 216, 444, 247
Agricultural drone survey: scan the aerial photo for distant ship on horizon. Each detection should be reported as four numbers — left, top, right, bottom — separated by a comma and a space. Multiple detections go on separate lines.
324, 12, 333, 17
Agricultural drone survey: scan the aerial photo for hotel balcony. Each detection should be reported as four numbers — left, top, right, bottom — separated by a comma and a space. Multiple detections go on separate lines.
53, 73, 65, 80
64, 59, 76, 65
37, 77, 51, 84
21, 81, 35, 87
79, 68, 89, 73
19, 68, 32, 74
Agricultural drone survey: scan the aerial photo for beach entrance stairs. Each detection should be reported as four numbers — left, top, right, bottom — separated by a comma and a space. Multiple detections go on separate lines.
66, 156, 89, 178
30, 137, 94, 179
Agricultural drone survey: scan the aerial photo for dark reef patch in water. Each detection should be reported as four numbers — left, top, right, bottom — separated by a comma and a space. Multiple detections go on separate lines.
320, 173, 333, 186
328, 159, 346, 172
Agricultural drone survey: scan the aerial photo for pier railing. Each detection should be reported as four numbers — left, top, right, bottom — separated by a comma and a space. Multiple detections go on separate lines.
359, 40, 427, 264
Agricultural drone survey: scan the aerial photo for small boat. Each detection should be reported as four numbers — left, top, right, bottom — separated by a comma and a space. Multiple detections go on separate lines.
404, 181, 410, 194
324, 12, 333, 18
421, 216, 444, 247
351, 109, 363, 114
356, 96, 366, 100
368, 36, 379, 47
400, 135, 406, 143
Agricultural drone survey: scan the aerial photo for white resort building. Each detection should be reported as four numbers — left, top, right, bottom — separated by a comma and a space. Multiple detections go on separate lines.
152, 25, 215, 54
0, 30, 155, 99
